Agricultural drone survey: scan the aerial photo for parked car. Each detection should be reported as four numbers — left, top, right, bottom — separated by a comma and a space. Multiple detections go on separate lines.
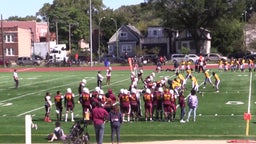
185, 54, 199, 63
15, 57, 42, 66
170, 54, 186, 63
170, 53, 199, 63
228, 51, 251, 59
245, 54, 256, 60
203, 53, 227, 62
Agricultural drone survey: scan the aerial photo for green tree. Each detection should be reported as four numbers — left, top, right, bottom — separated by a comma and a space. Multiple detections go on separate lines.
37, 0, 104, 51
150, 0, 246, 54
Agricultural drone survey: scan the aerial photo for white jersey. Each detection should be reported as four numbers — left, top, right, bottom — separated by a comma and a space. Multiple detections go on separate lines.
13, 72, 18, 80
97, 73, 104, 81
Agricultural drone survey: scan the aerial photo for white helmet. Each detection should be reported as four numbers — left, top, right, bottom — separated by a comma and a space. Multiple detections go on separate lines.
83, 87, 89, 93
67, 88, 72, 93
95, 87, 100, 92
161, 79, 165, 84
123, 89, 128, 95
120, 88, 124, 94
82, 79, 87, 84
109, 67, 112, 70
145, 88, 151, 94
164, 76, 168, 81
158, 87, 163, 93
151, 72, 155, 77
150, 76, 153, 81
169, 89, 174, 95
140, 69, 143, 73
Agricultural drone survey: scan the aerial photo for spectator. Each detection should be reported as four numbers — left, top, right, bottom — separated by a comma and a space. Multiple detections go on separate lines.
186, 89, 198, 122
48, 121, 66, 142
92, 102, 109, 144
108, 104, 123, 144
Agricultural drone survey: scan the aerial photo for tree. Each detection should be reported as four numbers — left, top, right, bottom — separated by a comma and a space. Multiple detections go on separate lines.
37, 0, 104, 51
150, 0, 246, 54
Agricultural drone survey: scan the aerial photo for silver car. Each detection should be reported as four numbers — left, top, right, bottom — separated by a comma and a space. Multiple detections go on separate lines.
15, 57, 42, 66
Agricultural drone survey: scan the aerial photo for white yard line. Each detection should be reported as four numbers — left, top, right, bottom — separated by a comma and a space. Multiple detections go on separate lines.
247, 72, 253, 114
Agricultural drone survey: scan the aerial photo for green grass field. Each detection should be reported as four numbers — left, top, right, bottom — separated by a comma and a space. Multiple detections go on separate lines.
0, 68, 255, 143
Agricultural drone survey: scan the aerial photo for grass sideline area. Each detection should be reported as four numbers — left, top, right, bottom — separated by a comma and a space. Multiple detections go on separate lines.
0, 67, 255, 143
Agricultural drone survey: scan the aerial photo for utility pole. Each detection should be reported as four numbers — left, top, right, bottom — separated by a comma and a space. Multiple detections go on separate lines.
98, 17, 105, 61
89, 0, 93, 67
1, 14, 5, 68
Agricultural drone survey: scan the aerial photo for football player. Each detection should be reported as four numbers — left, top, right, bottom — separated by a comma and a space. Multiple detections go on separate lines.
64, 88, 75, 122
212, 72, 220, 93
54, 91, 63, 121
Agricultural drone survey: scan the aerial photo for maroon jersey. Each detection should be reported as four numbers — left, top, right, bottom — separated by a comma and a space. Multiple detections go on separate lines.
81, 92, 91, 107
130, 93, 138, 106
65, 93, 74, 106
153, 91, 162, 105
163, 93, 171, 105
120, 94, 130, 106
54, 94, 63, 108
143, 93, 152, 105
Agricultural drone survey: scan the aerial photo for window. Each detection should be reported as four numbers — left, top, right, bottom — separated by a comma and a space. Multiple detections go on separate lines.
186, 31, 192, 38
120, 32, 127, 37
5, 48, 15, 56
121, 45, 132, 52
108, 45, 114, 53
4, 34, 14, 43
153, 30, 158, 36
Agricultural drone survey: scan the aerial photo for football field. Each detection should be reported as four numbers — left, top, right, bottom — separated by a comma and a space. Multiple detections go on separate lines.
0, 66, 255, 143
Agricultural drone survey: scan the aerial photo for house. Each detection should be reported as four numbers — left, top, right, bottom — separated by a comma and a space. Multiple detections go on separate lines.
0, 26, 31, 61
175, 28, 211, 54
108, 24, 141, 58
0, 21, 52, 60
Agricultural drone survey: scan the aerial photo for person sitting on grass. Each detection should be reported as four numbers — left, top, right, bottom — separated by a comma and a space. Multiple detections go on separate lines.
48, 121, 66, 142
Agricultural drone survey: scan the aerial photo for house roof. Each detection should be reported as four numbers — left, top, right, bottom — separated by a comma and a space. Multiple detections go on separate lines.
108, 24, 141, 43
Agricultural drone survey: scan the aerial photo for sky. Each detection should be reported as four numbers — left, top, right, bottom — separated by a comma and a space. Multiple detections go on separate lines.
0, 0, 145, 19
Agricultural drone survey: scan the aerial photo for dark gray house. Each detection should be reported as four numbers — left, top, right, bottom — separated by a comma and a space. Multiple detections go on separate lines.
107, 24, 141, 58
